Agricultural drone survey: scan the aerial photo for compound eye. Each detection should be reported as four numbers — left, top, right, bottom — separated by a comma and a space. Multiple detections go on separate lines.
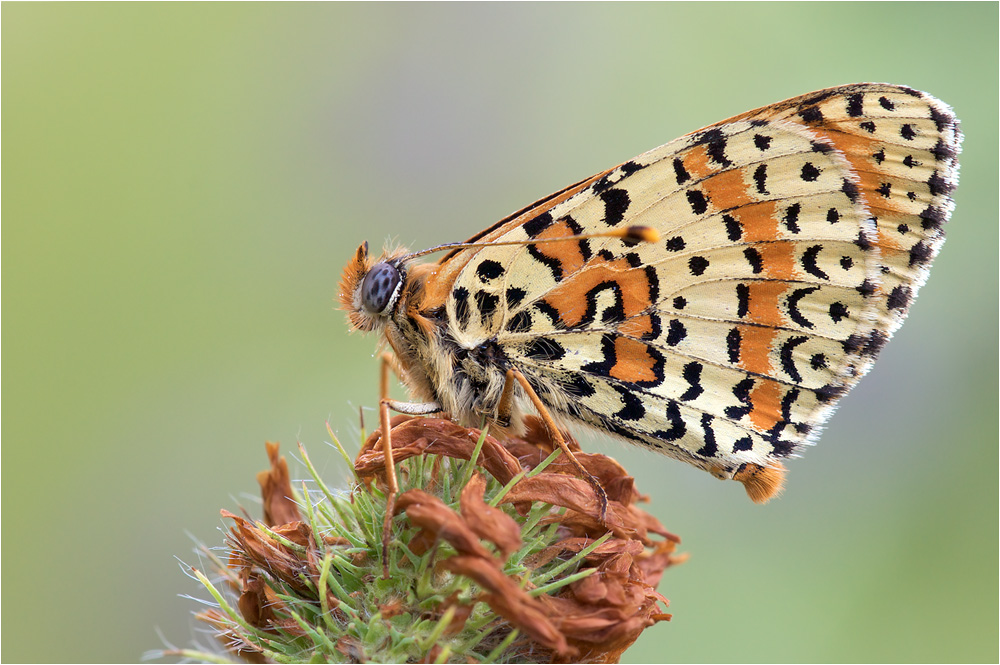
360, 263, 400, 314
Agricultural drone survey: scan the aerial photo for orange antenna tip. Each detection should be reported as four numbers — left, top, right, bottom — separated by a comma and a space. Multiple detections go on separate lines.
616, 225, 660, 244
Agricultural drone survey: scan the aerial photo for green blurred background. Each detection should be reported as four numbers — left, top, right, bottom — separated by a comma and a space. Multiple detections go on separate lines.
3, 3, 997, 662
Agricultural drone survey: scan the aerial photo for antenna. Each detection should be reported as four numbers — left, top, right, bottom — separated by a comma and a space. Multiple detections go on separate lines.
403, 225, 661, 261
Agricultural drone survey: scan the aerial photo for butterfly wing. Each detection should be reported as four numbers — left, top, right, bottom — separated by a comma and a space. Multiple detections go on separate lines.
432, 84, 961, 482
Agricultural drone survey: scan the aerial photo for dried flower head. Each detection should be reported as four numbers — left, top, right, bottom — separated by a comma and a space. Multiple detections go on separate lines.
178, 415, 684, 663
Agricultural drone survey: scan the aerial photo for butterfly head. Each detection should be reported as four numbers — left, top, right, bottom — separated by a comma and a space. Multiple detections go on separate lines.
339, 241, 411, 332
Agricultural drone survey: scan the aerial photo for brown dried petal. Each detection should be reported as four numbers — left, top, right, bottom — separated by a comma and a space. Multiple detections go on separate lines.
355, 418, 522, 487
394, 489, 494, 560
459, 474, 522, 560
221, 511, 315, 596
238, 573, 278, 629
443, 555, 575, 659
636, 539, 687, 589
270, 521, 312, 548
538, 593, 664, 659
499, 475, 635, 539
439, 592, 474, 637
257, 441, 302, 527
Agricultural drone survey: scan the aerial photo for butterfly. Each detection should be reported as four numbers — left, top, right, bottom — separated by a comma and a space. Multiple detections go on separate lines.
339, 83, 961, 509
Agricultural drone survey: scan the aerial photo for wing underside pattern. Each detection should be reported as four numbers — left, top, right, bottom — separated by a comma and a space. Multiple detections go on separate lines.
435, 84, 960, 474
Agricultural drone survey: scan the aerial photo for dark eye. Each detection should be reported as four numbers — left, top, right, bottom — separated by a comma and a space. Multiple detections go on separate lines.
361, 263, 400, 314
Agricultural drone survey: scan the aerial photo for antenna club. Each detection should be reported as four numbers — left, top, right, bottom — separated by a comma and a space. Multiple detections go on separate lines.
617, 225, 660, 244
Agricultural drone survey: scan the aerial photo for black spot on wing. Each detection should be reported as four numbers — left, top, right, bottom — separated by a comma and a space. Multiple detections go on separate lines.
753, 164, 769, 194
665, 319, 687, 346
673, 158, 690, 184
687, 190, 709, 215
644, 264, 660, 305
800, 163, 821, 182
725, 377, 754, 420
779, 336, 809, 383
784, 203, 801, 233
726, 327, 741, 364
801, 245, 829, 280
864, 330, 889, 356
453, 287, 471, 329
600, 188, 630, 226
723, 214, 742, 241
688, 256, 709, 276
932, 138, 957, 163
620, 160, 643, 176
787, 287, 819, 329
815, 382, 846, 404
506, 310, 531, 333
855, 228, 877, 252
846, 92, 864, 117
523, 211, 553, 238
476, 260, 504, 283
812, 142, 832, 155
612, 384, 646, 421
652, 401, 686, 442
927, 171, 954, 197
563, 373, 596, 398
799, 105, 823, 124
524, 336, 565, 361
886, 285, 912, 311
918, 205, 947, 231
736, 283, 750, 318
580, 334, 617, 378
829, 302, 849, 324
474, 290, 500, 326
842, 179, 860, 202
679, 362, 704, 402
505, 287, 526, 308
693, 128, 732, 167
909, 240, 933, 266
695, 413, 718, 457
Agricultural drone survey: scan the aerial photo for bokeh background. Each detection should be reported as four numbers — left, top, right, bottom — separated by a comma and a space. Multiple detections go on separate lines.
3, 3, 997, 662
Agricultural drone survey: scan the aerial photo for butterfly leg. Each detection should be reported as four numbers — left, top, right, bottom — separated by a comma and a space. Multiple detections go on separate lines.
376, 353, 443, 577
376, 395, 399, 579
501, 368, 610, 524
379, 352, 403, 401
